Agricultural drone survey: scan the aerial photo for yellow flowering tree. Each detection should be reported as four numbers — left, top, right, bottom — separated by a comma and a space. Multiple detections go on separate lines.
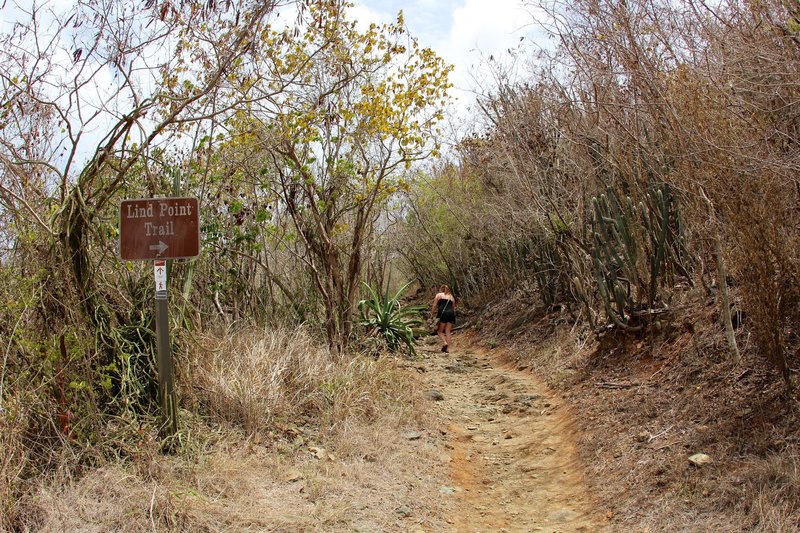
232, 1, 452, 349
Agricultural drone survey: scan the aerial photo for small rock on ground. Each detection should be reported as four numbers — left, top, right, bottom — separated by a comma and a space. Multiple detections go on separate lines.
426, 389, 445, 401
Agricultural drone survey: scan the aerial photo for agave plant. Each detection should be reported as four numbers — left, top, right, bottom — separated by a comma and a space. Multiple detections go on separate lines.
357, 281, 426, 356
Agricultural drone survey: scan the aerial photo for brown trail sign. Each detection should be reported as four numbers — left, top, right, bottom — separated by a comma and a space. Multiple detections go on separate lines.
119, 197, 200, 260
118, 197, 200, 441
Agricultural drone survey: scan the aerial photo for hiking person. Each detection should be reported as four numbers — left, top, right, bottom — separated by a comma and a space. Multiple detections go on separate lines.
432, 284, 456, 353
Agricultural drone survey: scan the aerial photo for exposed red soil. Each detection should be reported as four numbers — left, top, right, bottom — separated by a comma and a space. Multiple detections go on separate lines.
416, 332, 606, 532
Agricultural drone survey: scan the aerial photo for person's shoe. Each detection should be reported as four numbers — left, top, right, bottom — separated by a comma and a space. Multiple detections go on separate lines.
443, 344, 449, 353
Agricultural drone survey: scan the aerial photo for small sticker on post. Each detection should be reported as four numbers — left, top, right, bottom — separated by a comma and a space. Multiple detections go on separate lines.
154, 259, 167, 299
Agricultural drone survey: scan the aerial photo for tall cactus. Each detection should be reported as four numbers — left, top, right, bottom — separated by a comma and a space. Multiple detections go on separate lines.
586, 186, 690, 330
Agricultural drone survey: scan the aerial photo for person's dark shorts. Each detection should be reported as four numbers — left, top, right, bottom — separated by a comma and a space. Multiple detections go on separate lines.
439, 310, 456, 325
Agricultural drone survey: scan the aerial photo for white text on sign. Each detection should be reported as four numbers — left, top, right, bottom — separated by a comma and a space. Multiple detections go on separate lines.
126, 201, 194, 219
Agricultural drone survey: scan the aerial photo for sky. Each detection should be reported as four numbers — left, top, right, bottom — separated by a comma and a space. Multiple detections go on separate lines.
352, 0, 550, 126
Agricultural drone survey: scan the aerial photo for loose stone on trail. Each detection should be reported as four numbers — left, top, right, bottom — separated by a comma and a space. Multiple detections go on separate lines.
283, 469, 304, 483
403, 431, 422, 441
426, 389, 445, 401
689, 453, 713, 466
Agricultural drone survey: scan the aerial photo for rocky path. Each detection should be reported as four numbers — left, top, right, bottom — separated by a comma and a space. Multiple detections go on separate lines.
418, 332, 604, 533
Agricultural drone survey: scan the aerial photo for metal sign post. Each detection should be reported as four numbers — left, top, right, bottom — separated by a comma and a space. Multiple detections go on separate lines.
153, 260, 176, 437
119, 197, 200, 439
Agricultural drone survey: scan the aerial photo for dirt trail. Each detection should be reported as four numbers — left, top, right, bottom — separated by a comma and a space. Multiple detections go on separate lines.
418, 332, 604, 533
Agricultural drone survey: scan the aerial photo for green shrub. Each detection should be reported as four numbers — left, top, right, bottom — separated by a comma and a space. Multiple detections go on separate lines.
357, 282, 426, 357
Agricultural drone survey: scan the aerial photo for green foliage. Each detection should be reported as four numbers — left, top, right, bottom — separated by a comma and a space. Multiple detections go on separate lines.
357, 281, 426, 357
401, 164, 577, 306
399, 165, 484, 294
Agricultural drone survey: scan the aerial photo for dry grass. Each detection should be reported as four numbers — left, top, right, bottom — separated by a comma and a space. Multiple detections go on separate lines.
181, 325, 422, 438
0, 394, 36, 531
744, 450, 800, 532
18, 325, 449, 532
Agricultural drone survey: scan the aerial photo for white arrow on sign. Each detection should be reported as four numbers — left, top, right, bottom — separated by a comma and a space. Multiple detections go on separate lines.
149, 241, 169, 255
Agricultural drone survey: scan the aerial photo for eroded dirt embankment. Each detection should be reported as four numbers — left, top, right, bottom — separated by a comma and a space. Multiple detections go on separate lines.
417, 331, 606, 532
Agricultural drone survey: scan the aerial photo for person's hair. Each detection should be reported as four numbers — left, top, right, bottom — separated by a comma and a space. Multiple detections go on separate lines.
439, 284, 452, 295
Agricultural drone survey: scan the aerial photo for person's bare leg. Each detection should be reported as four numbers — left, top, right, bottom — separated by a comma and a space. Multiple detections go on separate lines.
437, 322, 447, 349
444, 323, 453, 351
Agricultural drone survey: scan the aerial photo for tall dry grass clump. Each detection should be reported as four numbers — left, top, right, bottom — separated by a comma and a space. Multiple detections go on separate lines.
744, 448, 800, 531
183, 326, 419, 436
0, 395, 34, 530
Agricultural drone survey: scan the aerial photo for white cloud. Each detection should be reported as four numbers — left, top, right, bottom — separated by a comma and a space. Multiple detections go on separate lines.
362, 2, 548, 96
353, 1, 553, 130
439, 0, 533, 92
